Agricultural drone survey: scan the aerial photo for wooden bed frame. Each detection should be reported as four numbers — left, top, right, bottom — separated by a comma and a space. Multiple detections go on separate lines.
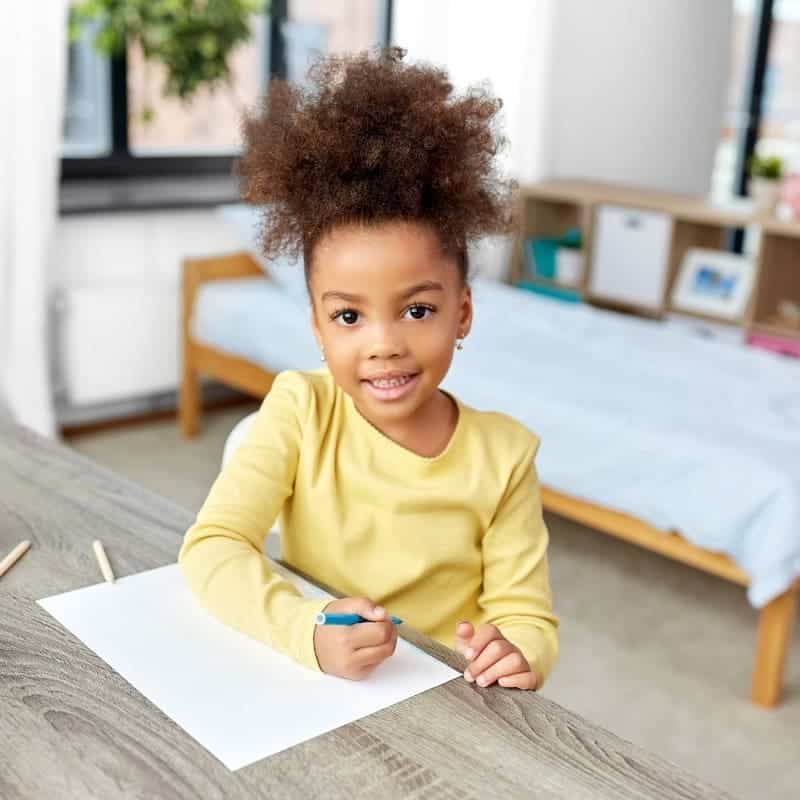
180, 251, 798, 708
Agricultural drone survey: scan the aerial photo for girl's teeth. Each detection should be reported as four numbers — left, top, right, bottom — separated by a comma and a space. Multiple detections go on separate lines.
372, 375, 411, 388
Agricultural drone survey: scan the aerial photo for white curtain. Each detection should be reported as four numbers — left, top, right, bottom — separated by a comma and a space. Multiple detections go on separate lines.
0, 3, 67, 437
391, 0, 556, 280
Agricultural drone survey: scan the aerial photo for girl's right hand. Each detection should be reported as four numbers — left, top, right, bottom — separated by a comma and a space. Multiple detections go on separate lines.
313, 596, 398, 680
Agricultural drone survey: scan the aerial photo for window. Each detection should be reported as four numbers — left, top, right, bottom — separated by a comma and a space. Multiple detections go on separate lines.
282, 0, 392, 83
62, 1, 393, 180
711, 0, 800, 201
758, 0, 800, 169
127, 16, 269, 156
711, 0, 760, 201
62, 22, 112, 158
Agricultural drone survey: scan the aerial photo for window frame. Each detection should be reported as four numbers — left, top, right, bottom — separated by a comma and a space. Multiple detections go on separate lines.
727, 0, 775, 252
733, 0, 776, 198
61, 0, 393, 181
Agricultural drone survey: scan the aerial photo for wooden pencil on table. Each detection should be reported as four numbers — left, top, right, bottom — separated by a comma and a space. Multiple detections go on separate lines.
0, 540, 31, 578
92, 540, 115, 584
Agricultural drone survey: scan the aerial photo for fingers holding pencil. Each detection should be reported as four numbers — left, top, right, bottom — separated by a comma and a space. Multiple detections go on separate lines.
0, 540, 31, 578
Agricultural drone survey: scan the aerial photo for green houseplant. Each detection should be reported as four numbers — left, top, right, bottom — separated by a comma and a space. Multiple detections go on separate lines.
749, 153, 784, 215
70, 0, 269, 121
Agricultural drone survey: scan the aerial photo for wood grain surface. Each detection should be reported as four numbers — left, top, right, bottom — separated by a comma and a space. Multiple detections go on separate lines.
0, 420, 733, 799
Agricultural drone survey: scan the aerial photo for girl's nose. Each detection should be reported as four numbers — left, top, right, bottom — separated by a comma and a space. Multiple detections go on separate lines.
368, 342, 403, 360
367, 325, 406, 360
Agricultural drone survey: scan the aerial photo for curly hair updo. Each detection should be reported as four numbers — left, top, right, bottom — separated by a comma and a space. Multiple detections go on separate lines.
235, 46, 515, 283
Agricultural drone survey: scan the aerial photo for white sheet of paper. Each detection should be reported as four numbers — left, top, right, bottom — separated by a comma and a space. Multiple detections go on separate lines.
38, 562, 459, 771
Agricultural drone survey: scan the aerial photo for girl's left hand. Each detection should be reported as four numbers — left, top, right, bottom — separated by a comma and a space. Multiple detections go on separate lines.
455, 621, 538, 690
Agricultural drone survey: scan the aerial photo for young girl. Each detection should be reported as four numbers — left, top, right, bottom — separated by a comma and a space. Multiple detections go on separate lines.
179, 48, 558, 691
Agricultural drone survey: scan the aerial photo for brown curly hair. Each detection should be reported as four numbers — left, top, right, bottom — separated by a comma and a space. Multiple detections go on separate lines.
235, 46, 515, 282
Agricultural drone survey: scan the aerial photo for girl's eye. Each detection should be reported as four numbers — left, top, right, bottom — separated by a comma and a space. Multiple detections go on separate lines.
404, 304, 435, 321
331, 309, 360, 326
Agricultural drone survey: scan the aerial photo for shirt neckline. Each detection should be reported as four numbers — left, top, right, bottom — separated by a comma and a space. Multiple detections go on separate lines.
342, 383, 465, 464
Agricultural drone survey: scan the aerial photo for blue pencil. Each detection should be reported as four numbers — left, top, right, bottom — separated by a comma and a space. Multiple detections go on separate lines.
315, 612, 403, 626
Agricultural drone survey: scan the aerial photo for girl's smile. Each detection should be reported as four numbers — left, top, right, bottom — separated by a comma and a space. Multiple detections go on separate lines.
361, 370, 420, 402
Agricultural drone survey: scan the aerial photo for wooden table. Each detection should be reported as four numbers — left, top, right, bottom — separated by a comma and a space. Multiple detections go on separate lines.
0, 420, 732, 799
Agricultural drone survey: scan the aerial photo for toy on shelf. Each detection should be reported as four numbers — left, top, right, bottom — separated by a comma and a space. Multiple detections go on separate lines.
783, 173, 800, 220
775, 299, 800, 331
520, 227, 584, 303
747, 332, 800, 358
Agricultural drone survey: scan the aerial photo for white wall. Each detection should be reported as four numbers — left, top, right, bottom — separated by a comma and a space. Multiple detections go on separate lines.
392, 0, 556, 184
394, 0, 733, 197
548, 0, 732, 195
392, 0, 557, 280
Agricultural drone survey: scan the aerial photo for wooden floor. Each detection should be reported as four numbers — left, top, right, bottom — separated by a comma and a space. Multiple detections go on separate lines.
541, 487, 798, 707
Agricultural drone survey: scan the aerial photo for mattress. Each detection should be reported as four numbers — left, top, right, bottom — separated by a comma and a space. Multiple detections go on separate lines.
192, 275, 800, 608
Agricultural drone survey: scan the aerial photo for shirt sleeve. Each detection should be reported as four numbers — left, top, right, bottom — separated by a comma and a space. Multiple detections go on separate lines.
478, 434, 560, 686
178, 371, 329, 671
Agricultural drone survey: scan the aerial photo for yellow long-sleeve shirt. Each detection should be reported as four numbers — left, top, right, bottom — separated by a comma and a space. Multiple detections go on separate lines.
179, 369, 559, 684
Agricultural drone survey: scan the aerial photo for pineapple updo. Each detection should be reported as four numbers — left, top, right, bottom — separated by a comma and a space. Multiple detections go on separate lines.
235, 46, 515, 283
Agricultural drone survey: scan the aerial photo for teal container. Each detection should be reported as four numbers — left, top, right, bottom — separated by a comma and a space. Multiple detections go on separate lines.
526, 238, 559, 280
525, 228, 582, 281
517, 281, 582, 304
560, 227, 582, 249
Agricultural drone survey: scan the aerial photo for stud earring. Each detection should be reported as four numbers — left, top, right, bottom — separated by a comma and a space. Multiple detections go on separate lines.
456, 338, 464, 351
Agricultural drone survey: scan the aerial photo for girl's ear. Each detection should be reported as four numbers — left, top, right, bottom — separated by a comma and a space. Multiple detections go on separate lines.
458, 283, 473, 338
310, 306, 324, 351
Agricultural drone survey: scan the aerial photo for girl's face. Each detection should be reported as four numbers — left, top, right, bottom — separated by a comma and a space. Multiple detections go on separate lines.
309, 220, 472, 429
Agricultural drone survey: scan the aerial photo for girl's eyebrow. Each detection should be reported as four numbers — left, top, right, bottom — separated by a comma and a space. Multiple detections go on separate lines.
321, 290, 362, 303
320, 281, 443, 304
399, 281, 444, 298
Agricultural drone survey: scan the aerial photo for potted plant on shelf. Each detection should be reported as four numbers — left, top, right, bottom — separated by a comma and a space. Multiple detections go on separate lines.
748, 153, 784, 215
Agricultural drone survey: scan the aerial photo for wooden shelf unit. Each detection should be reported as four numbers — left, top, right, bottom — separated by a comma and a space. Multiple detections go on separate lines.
511, 189, 594, 297
513, 179, 800, 339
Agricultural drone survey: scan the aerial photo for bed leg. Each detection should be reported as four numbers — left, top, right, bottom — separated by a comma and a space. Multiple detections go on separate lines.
751, 584, 798, 708
180, 353, 201, 439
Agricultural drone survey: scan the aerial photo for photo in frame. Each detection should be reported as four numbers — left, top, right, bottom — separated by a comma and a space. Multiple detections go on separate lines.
671, 247, 756, 321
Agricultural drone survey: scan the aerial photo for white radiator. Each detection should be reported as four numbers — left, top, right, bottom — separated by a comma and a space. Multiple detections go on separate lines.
55, 284, 179, 406
52, 208, 247, 413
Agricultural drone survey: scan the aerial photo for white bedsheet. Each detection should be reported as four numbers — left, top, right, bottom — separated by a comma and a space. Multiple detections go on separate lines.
193, 276, 800, 607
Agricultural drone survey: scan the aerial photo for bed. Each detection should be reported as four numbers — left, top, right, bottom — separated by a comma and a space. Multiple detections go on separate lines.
180, 235, 800, 708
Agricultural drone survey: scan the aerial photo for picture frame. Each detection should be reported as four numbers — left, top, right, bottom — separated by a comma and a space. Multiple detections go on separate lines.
671, 247, 756, 321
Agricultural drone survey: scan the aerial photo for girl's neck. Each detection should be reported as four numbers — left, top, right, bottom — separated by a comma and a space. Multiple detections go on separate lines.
356, 389, 458, 459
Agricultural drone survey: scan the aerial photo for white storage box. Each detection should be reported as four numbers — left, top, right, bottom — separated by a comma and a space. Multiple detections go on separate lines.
589, 205, 672, 311
555, 248, 583, 286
